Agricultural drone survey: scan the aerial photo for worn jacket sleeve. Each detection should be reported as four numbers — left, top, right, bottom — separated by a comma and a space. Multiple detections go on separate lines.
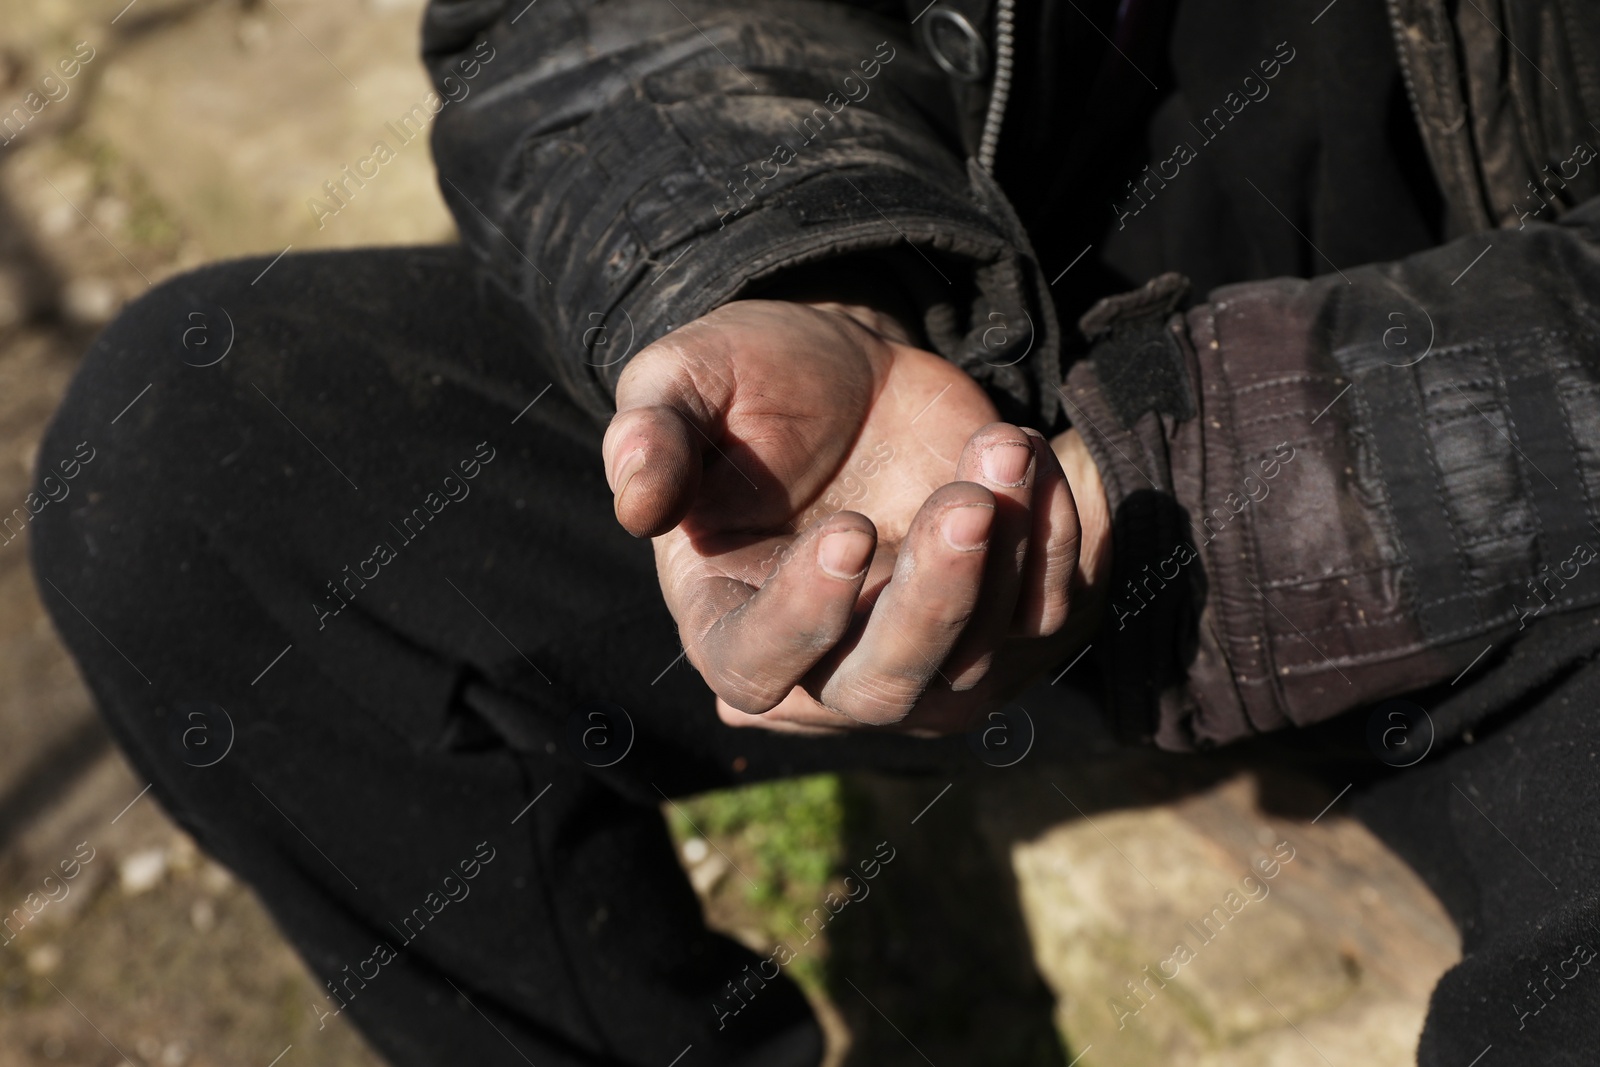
420, 0, 1059, 425
1066, 196, 1600, 750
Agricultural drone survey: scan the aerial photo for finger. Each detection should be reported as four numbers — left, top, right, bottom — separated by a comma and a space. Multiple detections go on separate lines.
1011, 429, 1081, 637
939, 423, 1038, 688
723, 680, 973, 735
809, 481, 995, 725
668, 513, 879, 714
715, 695, 852, 735
724, 676, 995, 736
602, 403, 703, 537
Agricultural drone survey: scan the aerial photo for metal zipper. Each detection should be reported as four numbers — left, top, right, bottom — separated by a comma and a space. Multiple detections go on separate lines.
977, 0, 1016, 173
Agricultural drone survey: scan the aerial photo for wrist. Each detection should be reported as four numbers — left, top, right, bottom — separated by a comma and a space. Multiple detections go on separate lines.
749, 258, 922, 347
798, 299, 918, 347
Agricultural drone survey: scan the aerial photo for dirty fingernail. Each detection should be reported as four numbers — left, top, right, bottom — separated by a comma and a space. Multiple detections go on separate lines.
818, 529, 874, 579
942, 503, 993, 550
981, 441, 1033, 487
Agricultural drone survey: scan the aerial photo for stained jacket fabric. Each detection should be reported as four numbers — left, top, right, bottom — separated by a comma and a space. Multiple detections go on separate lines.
422, 0, 1060, 427
420, 0, 1600, 749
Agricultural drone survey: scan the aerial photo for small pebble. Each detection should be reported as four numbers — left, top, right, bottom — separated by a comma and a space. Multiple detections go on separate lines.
63, 277, 119, 324
681, 837, 709, 865
26, 944, 62, 975
119, 847, 168, 895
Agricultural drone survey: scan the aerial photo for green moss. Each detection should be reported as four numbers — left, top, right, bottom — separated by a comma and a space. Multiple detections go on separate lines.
61, 130, 183, 252
667, 775, 847, 991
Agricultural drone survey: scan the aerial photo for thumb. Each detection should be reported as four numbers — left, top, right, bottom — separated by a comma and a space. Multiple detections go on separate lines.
604, 368, 719, 538
602, 404, 703, 538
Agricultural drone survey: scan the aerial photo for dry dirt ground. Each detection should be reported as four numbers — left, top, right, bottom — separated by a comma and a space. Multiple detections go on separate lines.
0, 2, 1459, 1065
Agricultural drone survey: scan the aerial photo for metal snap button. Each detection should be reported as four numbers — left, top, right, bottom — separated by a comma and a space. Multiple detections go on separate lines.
920, 7, 990, 82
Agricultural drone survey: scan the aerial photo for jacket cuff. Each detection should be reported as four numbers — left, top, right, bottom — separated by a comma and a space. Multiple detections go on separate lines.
1060, 274, 1209, 747
578, 158, 1062, 427
1064, 271, 1484, 749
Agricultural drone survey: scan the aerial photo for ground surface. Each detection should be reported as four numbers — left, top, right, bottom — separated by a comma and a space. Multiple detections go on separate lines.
0, 2, 1459, 1064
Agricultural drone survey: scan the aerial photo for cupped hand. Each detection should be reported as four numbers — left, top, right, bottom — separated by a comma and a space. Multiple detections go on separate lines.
716, 423, 1108, 735
602, 299, 1107, 736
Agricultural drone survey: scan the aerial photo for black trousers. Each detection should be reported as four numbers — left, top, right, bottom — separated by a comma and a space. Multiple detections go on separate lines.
30, 246, 1600, 1064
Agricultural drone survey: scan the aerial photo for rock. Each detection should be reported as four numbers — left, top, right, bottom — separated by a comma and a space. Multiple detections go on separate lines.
84, 0, 456, 258
980, 768, 1459, 1064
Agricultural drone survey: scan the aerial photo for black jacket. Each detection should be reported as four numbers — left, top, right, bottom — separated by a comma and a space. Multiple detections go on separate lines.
420, 0, 1600, 749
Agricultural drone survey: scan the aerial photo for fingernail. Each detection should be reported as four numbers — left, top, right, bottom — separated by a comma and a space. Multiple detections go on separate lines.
981, 441, 1033, 487
611, 449, 645, 498
818, 529, 874, 579
942, 503, 993, 550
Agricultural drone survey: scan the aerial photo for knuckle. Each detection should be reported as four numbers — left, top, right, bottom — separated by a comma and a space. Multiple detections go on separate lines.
1028, 579, 1070, 638
704, 662, 785, 714
1031, 537, 1080, 637
910, 596, 975, 638
821, 670, 926, 726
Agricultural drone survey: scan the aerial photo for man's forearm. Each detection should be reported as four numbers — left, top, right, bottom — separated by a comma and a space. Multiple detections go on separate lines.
1070, 195, 1600, 749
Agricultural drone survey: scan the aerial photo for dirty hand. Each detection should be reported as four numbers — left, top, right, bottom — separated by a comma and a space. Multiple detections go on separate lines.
602, 298, 1108, 735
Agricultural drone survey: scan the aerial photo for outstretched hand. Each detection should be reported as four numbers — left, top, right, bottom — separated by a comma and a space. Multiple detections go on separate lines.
601, 299, 1108, 735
